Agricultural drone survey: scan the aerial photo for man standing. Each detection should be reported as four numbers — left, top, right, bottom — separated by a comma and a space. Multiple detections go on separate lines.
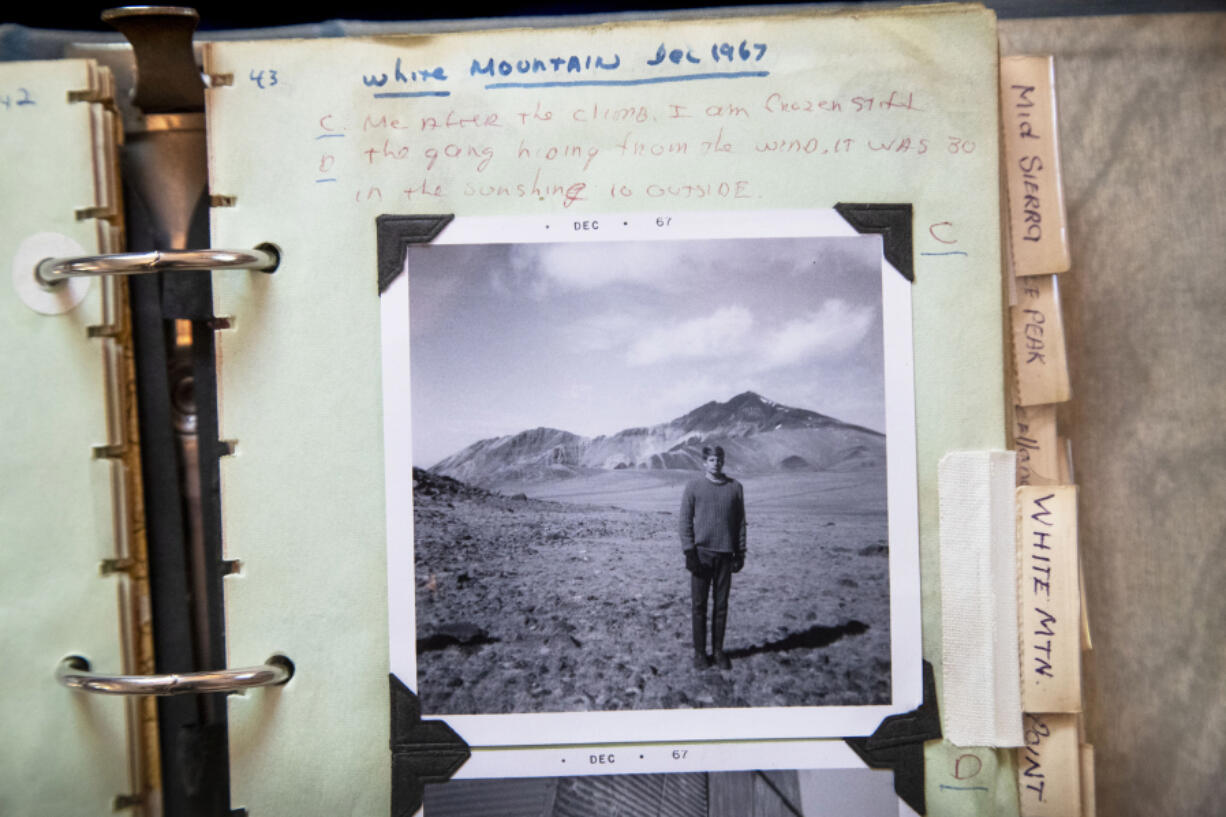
680, 445, 747, 670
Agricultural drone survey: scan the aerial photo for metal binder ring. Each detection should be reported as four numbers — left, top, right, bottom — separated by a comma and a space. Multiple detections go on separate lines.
56, 655, 293, 696
35, 246, 279, 287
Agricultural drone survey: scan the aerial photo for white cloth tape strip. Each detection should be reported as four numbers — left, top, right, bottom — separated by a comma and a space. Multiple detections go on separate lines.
938, 450, 1023, 747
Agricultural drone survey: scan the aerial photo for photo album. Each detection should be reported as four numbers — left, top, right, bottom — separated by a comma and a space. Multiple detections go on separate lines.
3, 4, 1015, 816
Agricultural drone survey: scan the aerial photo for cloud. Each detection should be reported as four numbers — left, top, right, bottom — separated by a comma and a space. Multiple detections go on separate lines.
760, 300, 875, 368
610, 300, 873, 369
530, 242, 700, 292
626, 306, 754, 366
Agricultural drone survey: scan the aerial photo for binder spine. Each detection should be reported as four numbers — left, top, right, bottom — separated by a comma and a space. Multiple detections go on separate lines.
52, 12, 288, 816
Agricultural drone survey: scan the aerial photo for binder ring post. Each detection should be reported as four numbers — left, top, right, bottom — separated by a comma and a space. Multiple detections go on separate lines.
56, 654, 293, 696
35, 245, 279, 287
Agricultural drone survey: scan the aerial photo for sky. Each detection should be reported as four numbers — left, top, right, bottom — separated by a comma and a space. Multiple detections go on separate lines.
406, 235, 886, 467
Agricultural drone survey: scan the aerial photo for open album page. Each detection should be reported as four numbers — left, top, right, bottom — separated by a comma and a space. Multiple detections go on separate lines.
204, 5, 1008, 815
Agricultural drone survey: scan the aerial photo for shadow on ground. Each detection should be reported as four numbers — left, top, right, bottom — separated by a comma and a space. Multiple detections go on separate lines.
417, 623, 499, 653
726, 620, 869, 660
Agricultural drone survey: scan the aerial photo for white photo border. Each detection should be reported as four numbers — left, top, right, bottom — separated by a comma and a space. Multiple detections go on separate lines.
382, 208, 920, 749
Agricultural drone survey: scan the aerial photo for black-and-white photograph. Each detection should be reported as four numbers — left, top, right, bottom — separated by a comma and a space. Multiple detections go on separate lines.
383, 211, 921, 742
424, 768, 903, 817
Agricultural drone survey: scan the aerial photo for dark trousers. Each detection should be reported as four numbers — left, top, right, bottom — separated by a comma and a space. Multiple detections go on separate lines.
691, 551, 733, 654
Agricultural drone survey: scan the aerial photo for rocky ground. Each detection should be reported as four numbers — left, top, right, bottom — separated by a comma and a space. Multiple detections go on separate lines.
411, 468, 892, 715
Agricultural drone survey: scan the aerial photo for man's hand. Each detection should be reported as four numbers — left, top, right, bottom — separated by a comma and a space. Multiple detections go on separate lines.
733, 551, 746, 573
684, 548, 699, 574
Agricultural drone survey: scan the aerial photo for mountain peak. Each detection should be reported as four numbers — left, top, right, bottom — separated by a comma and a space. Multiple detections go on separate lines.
728, 390, 774, 407
673, 391, 824, 434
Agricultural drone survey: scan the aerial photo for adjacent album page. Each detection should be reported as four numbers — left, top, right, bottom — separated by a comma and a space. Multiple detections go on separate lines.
204, 5, 1006, 814
0, 60, 137, 814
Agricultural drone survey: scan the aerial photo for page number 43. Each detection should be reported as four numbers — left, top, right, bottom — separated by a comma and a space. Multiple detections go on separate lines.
249, 69, 280, 89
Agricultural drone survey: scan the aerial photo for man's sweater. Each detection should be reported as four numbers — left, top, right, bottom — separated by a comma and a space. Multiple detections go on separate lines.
679, 476, 747, 554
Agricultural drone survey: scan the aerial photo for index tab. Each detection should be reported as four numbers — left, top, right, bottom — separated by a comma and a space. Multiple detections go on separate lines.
1014, 404, 1059, 487
1017, 486, 1080, 713
1001, 56, 1070, 277
1018, 713, 1082, 817
1012, 275, 1071, 407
